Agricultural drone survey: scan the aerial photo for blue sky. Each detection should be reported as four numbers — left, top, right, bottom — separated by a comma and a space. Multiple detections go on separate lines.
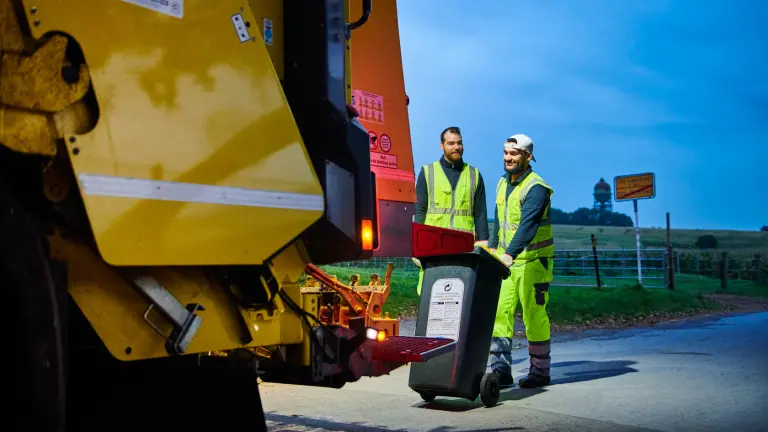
396, 1, 767, 231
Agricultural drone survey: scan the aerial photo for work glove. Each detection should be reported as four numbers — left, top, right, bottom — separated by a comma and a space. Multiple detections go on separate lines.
411, 257, 422, 268
499, 253, 514, 267
474, 240, 488, 247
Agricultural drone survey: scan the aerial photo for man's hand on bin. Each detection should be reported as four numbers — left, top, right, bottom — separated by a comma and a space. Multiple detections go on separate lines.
474, 240, 488, 247
411, 257, 422, 268
499, 253, 514, 267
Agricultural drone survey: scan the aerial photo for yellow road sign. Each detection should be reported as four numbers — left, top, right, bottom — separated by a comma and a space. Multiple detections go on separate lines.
614, 173, 656, 201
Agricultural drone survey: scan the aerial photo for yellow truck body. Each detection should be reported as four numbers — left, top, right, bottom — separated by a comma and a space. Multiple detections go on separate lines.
0, 1, 421, 430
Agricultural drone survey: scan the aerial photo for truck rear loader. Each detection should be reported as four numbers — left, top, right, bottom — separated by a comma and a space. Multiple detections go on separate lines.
0, 1, 452, 430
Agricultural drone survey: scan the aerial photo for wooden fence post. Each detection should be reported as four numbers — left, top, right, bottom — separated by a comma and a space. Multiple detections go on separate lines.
665, 212, 675, 290
720, 251, 728, 290
591, 234, 601, 289
753, 253, 766, 284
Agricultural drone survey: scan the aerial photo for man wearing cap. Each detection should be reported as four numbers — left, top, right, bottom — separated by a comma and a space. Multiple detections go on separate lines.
412, 126, 489, 295
486, 133, 555, 389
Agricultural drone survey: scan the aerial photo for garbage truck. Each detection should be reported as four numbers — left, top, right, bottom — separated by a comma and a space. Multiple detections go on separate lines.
0, 0, 454, 430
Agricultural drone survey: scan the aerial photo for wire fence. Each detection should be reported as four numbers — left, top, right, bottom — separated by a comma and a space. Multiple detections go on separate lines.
675, 249, 768, 281
553, 248, 667, 288
322, 248, 669, 289
321, 246, 768, 291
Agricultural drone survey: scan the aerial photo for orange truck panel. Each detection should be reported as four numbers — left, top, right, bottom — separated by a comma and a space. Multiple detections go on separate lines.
350, 1, 416, 257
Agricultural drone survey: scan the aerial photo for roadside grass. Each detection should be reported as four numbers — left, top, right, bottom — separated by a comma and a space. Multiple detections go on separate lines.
546, 280, 711, 325
546, 274, 768, 325
317, 266, 768, 326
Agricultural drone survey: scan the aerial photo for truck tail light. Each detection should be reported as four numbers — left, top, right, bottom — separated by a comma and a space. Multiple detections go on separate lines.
362, 219, 374, 250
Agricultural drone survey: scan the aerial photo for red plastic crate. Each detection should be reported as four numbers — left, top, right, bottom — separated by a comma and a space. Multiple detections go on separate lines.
371, 336, 456, 363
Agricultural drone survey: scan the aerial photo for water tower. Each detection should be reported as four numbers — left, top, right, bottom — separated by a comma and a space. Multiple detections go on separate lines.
593, 177, 613, 212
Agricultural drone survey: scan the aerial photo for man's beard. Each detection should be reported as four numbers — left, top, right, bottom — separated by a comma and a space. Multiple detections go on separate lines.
445, 152, 462, 161
505, 162, 526, 175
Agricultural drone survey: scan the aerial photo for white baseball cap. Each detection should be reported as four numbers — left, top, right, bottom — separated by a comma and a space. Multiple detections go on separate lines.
504, 134, 536, 162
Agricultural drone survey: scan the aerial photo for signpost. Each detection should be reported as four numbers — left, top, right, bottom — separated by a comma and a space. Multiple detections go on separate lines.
614, 173, 656, 285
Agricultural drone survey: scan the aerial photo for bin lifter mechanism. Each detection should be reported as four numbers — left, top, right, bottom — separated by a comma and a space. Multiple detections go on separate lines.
254, 261, 458, 388
302, 263, 457, 363
303, 262, 399, 338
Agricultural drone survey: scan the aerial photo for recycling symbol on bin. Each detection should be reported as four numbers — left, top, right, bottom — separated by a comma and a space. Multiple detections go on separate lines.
443, 281, 452, 292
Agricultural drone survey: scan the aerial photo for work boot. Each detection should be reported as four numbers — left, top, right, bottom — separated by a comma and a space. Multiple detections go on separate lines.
492, 369, 514, 387
518, 373, 550, 389
488, 337, 515, 387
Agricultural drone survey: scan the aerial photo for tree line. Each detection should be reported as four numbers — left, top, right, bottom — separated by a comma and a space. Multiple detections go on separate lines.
548, 207, 634, 227
487, 207, 634, 227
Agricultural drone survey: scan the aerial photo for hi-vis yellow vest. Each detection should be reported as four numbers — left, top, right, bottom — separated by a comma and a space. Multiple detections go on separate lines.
495, 171, 554, 260
423, 160, 479, 235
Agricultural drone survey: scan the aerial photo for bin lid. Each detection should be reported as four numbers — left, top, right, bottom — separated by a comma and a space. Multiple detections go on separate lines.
476, 246, 512, 279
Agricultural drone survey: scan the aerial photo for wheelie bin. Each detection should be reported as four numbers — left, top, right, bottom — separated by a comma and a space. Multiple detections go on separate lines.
408, 243, 511, 407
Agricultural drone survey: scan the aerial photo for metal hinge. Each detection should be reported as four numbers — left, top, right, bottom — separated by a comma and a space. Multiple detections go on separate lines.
132, 275, 205, 355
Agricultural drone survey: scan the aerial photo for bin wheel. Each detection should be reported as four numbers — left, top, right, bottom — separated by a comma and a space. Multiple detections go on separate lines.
479, 373, 501, 407
418, 391, 435, 402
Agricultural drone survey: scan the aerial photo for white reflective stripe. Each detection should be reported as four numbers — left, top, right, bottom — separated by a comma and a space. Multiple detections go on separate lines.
495, 176, 504, 198
77, 174, 325, 211
427, 207, 472, 216
426, 163, 437, 209
469, 166, 477, 216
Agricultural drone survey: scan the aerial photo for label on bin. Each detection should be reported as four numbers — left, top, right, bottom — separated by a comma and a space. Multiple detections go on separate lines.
425, 278, 465, 342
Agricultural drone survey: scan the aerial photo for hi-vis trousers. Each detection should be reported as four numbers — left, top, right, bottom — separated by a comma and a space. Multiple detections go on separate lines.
487, 256, 554, 377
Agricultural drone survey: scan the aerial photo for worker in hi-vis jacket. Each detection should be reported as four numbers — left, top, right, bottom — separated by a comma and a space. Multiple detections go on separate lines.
487, 133, 555, 389
412, 126, 489, 295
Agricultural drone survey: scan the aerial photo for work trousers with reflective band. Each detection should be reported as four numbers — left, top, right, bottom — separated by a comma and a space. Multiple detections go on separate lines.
486, 257, 553, 377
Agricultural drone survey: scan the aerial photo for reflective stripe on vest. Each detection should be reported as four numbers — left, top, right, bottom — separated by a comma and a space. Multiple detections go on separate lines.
495, 171, 555, 259
424, 161, 478, 234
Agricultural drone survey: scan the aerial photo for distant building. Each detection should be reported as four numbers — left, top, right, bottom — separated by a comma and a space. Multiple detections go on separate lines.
593, 177, 613, 212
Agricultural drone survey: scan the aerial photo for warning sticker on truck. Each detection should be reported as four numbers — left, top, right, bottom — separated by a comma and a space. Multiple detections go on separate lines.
351, 89, 385, 125
426, 278, 464, 342
122, 0, 183, 19
370, 153, 397, 169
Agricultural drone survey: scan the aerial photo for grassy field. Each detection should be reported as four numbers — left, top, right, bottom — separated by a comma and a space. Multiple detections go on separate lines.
552, 224, 768, 251
319, 266, 768, 326
315, 224, 767, 327
544, 275, 768, 325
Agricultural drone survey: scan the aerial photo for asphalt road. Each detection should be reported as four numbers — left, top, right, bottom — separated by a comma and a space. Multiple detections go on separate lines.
260, 312, 768, 432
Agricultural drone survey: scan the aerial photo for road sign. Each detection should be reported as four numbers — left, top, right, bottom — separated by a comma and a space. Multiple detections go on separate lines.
614, 172, 656, 202
613, 172, 656, 285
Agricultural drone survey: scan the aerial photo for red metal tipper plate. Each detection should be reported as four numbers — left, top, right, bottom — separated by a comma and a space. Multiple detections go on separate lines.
371, 336, 456, 363
412, 223, 474, 258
